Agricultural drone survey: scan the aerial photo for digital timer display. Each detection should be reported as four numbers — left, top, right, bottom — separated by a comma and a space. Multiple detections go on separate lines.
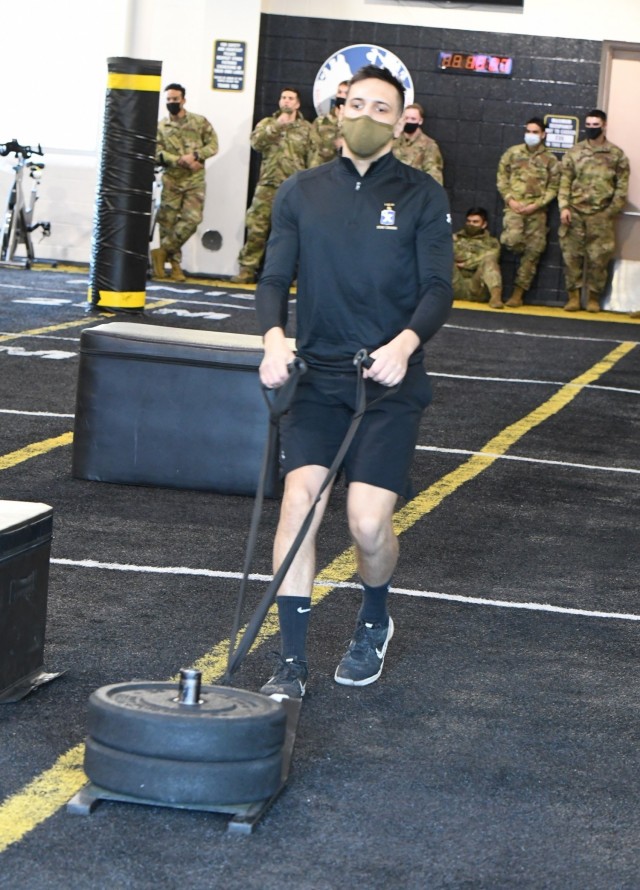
437, 51, 514, 77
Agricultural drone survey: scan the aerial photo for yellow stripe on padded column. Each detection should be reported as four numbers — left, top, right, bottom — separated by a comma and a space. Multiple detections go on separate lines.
86, 290, 146, 311
107, 73, 161, 92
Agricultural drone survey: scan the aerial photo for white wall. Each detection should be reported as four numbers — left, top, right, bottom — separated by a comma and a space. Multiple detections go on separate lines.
1, 0, 262, 274
126, 0, 262, 276
0, 0, 131, 264
264, 0, 640, 42
2, 0, 639, 272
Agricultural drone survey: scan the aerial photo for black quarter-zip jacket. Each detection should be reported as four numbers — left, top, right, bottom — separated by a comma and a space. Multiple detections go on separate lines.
256, 151, 453, 371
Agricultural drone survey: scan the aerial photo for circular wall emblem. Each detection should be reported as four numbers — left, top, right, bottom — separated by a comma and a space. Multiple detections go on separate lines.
313, 44, 415, 116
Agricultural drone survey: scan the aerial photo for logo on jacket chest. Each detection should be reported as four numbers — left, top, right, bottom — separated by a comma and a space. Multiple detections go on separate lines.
377, 203, 397, 230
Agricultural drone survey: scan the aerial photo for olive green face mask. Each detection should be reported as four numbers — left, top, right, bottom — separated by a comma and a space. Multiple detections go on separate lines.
341, 115, 395, 158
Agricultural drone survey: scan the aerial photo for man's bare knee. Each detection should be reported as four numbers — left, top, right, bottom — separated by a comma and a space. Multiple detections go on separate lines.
349, 512, 393, 553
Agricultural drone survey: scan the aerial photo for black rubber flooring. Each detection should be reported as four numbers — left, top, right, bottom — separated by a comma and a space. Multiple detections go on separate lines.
0, 266, 639, 889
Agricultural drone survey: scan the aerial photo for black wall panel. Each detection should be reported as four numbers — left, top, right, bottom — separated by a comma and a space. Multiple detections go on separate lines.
252, 14, 602, 305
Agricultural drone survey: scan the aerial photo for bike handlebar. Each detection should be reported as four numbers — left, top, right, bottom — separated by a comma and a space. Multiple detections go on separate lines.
0, 139, 44, 159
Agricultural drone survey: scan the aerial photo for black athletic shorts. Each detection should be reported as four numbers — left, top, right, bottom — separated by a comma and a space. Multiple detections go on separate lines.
278, 362, 432, 496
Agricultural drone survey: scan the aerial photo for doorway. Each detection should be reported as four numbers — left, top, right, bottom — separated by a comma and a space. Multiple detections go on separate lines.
600, 41, 640, 312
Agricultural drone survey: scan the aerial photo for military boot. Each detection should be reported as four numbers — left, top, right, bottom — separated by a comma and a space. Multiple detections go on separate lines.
563, 289, 581, 312
169, 259, 186, 282
505, 285, 525, 308
150, 248, 167, 279
488, 287, 504, 309
230, 267, 256, 284
586, 292, 600, 313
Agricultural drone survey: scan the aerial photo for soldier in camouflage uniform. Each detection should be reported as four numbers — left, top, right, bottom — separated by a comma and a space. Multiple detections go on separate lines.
392, 103, 443, 185
231, 88, 311, 283
497, 117, 560, 307
453, 208, 504, 309
558, 109, 630, 312
153, 83, 219, 281
308, 81, 348, 168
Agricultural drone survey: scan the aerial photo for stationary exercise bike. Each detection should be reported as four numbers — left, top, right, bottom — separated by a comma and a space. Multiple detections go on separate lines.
147, 164, 163, 277
0, 139, 51, 267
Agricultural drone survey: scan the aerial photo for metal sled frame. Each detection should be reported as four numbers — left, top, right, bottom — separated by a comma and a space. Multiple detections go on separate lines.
67, 697, 302, 834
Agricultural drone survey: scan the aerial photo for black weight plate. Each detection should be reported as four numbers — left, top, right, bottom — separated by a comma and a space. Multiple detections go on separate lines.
84, 736, 283, 806
87, 682, 286, 762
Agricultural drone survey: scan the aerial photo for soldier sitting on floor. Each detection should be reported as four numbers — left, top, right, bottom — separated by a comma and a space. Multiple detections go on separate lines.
453, 207, 504, 309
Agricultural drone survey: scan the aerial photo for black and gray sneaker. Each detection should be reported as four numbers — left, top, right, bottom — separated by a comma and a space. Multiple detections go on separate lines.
334, 617, 394, 686
260, 656, 308, 701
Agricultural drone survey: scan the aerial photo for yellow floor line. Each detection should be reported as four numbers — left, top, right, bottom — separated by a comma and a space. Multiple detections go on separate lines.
454, 300, 640, 324
0, 318, 95, 344
0, 299, 177, 345
0, 432, 73, 470
22, 266, 640, 322
0, 339, 635, 854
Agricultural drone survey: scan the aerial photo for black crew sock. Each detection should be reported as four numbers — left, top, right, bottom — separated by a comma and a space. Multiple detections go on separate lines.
277, 596, 311, 662
358, 580, 391, 626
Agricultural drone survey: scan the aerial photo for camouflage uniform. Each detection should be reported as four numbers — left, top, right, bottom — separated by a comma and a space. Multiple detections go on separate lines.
392, 131, 444, 185
558, 138, 630, 296
155, 111, 219, 261
237, 112, 311, 273
308, 110, 341, 167
497, 142, 560, 289
452, 228, 502, 301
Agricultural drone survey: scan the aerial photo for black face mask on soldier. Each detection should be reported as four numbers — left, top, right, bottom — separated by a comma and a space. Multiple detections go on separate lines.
335, 96, 346, 108
403, 122, 420, 134
585, 126, 603, 140
167, 102, 181, 116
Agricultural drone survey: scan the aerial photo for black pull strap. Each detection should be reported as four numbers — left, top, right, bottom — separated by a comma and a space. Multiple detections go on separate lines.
223, 358, 307, 684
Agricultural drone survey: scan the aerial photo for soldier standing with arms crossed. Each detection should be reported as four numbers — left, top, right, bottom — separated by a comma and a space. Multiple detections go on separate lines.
497, 117, 560, 307
231, 88, 310, 284
558, 109, 630, 312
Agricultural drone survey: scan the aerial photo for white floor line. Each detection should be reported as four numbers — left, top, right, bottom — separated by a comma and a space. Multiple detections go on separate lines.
0, 408, 74, 418
415, 445, 640, 475
50, 558, 640, 622
430, 371, 640, 396
149, 297, 253, 311
1, 409, 636, 476
392, 586, 640, 622
444, 322, 639, 345
203, 291, 254, 301
0, 284, 83, 295
51, 558, 271, 581
2, 334, 81, 342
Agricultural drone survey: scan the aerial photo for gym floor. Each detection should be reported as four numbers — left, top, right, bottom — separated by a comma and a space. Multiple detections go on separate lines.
0, 265, 638, 889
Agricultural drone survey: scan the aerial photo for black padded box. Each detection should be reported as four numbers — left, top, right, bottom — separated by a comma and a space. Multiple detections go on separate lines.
72, 323, 283, 497
0, 500, 54, 702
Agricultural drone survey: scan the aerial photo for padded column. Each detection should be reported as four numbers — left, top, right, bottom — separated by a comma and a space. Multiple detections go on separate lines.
88, 57, 162, 313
